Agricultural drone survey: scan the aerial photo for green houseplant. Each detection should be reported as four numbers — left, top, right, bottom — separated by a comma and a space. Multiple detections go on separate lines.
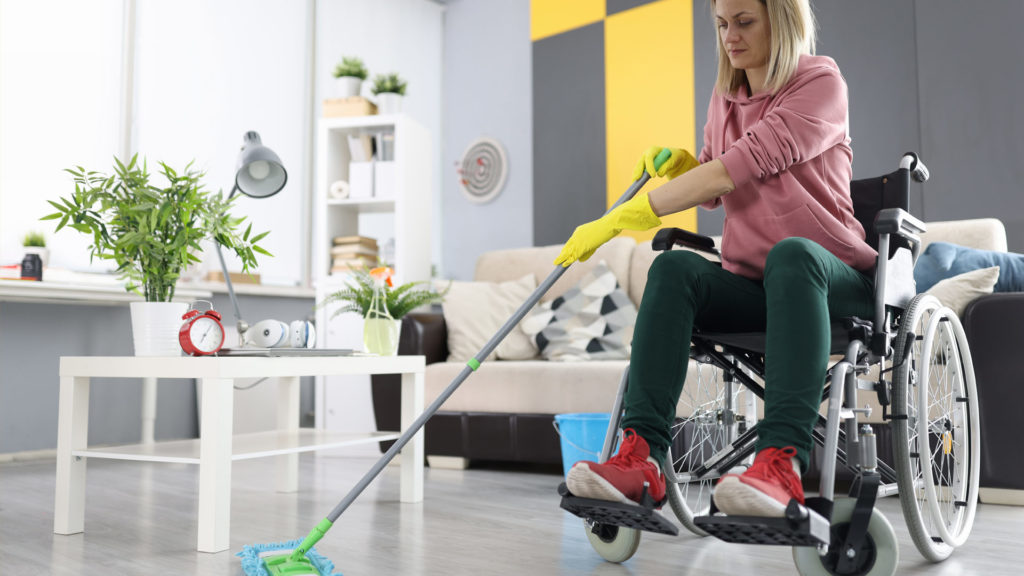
321, 266, 447, 355
321, 267, 446, 321
333, 56, 369, 98
21, 230, 49, 270
43, 155, 271, 356
371, 72, 407, 115
22, 231, 46, 247
43, 154, 270, 302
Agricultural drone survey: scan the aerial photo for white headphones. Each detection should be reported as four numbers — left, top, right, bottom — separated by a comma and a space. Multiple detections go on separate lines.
244, 319, 317, 348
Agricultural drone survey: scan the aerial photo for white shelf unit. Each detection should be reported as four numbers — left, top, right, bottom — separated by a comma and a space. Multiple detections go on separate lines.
313, 114, 433, 442
313, 114, 432, 286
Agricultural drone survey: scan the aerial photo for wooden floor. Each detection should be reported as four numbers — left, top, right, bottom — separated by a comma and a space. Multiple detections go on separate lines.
2, 453, 1022, 575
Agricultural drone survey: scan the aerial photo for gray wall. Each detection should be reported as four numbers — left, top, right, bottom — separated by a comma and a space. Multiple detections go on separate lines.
915, 0, 1024, 250
441, 0, 533, 281
0, 294, 315, 454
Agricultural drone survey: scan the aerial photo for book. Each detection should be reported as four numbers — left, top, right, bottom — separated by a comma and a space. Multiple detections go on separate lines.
332, 235, 379, 249
330, 244, 379, 258
347, 134, 374, 162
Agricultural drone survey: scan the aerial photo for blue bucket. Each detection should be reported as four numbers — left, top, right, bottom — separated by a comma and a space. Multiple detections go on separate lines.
553, 412, 611, 478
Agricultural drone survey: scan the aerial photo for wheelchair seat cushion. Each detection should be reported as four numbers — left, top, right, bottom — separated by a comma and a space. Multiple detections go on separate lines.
694, 321, 861, 355
915, 241, 1024, 293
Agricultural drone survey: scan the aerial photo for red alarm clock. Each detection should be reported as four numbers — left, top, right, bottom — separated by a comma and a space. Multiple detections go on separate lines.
179, 301, 225, 356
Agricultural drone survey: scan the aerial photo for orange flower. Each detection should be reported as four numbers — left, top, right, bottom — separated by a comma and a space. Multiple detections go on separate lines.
369, 266, 394, 287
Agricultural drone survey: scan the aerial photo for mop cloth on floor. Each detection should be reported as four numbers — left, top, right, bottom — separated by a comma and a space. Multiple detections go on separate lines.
237, 539, 341, 576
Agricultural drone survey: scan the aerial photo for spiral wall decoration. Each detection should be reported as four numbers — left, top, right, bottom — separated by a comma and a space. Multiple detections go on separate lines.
457, 137, 508, 204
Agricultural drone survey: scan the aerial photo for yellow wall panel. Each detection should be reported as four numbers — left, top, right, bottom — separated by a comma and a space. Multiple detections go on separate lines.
531, 0, 605, 42
605, 0, 696, 241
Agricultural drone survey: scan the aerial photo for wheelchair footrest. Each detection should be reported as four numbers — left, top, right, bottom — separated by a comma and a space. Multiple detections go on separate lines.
694, 501, 830, 546
557, 483, 679, 536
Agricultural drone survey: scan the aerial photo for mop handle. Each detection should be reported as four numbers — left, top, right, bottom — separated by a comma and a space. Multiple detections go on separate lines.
314, 149, 672, 530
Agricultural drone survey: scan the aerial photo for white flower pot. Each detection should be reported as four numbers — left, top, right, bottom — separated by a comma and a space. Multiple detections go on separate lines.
336, 76, 362, 98
130, 301, 189, 356
23, 246, 48, 269
376, 92, 403, 115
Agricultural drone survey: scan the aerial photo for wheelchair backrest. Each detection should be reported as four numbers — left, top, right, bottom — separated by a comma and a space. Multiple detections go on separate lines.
851, 168, 916, 312
851, 169, 910, 252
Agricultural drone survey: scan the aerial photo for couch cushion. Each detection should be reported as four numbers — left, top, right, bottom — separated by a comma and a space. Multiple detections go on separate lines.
915, 242, 1024, 293
923, 267, 1000, 317
521, 261, 636, 361
441, 273, 539, 362
474, 237, 635, 303
920, 218, 1007, 253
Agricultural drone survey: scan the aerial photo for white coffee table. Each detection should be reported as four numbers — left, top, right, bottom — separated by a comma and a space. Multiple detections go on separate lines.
53, 354, 425, 553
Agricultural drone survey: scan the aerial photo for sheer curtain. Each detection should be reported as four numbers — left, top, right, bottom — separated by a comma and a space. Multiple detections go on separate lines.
0, 0, 126, 271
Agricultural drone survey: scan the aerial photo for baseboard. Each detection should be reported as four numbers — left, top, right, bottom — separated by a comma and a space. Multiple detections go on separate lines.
979, 487, 1024, 506
0, 448, 56, 463
427, 456, 469, 470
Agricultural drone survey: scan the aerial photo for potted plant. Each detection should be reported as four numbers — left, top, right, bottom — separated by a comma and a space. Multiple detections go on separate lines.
370, 72, 407, 115
42, 155, 270, 355
22, 230, 48, 269
333, 56, 369, 99
320, 266, 447, 355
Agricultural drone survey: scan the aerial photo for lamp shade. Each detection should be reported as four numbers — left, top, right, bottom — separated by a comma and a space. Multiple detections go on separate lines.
234, 131, 287, 198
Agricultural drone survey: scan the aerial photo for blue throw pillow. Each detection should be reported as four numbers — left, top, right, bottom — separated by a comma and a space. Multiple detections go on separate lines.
914, 242, 1024, 293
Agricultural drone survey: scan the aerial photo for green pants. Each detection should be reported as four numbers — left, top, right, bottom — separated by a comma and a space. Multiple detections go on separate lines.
621, 237, 874, 471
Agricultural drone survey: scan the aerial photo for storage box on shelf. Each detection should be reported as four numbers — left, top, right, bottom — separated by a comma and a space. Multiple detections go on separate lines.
313, 114, 433, 437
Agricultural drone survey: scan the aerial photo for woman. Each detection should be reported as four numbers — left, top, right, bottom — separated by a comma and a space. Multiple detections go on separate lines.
559, 0, 876, 518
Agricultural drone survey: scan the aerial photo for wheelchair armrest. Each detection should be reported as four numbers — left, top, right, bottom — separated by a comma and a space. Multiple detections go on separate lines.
652, 227, 720, 256
874, 208, 926, 261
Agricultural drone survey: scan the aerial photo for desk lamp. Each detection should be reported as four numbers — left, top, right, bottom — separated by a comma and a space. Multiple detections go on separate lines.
215, 131, 287, 343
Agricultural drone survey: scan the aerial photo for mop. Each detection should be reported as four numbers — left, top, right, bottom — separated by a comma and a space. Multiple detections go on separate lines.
237, 150, 672, 576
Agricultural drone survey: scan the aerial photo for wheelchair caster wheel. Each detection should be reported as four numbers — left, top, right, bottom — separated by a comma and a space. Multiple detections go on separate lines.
584, 520, 641, 563
792, 498, 898, 576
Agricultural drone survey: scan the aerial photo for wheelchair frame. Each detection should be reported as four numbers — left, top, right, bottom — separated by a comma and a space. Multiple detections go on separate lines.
561, 154, 980, 575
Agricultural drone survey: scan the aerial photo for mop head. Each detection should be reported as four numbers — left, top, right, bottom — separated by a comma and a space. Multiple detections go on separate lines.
237, 539, 341, 576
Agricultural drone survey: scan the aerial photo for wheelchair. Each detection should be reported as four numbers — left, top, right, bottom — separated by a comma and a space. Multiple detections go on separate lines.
558, 153, 980, 575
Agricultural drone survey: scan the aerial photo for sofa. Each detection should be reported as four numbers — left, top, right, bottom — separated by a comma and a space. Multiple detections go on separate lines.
372, 218, 1018, 500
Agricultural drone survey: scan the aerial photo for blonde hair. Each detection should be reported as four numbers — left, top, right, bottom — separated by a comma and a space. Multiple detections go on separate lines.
712, 0, 817, 95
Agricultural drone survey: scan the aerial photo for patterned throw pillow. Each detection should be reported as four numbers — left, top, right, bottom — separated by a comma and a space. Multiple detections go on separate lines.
521, 261, 637, 361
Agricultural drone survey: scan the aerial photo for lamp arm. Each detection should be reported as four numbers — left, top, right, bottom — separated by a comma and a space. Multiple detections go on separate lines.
215, 241, 249, 338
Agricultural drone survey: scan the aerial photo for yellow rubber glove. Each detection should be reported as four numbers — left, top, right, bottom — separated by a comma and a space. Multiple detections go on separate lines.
631, 146, 699, 181
554, 193, 662, 267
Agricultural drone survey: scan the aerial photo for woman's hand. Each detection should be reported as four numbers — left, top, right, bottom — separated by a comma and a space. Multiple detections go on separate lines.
632, 146, 699, 181
554, 194, 662, 267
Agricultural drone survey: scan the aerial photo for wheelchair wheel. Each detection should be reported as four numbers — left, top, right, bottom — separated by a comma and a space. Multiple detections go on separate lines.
665, 361, 753, 536
584, 521, 641, 563
892, 294, 980, 562
792, 498, 899, 576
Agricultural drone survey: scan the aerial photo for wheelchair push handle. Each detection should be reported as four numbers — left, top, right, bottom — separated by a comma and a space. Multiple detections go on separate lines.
900, 152, 929, 183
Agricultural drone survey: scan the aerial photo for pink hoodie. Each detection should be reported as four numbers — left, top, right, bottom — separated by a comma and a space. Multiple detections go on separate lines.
698, 54, 876, 280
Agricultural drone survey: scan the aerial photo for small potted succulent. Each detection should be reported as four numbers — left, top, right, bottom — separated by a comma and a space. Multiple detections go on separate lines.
320, 266, 447, 355
370, 72, 407, 115
22, 231, 48, 269
333, 56, 369, 98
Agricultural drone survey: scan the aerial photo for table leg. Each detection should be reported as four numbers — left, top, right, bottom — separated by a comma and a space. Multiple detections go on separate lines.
400, 370, 424, 503
141, 377, 157, 444
276, 376, 300, 493
54, 376, 90, 535
197, 377, 233, 553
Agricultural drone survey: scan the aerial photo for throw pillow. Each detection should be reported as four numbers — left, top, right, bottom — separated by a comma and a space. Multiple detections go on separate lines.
441, 273, 539, 362
521, 261, 637, 361
915, 242, 1024, 293
923, 266, 999, 317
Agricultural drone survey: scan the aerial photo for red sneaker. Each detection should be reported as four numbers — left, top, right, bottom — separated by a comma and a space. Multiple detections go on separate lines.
713, 446, 804, 517
565, 429, 666, 505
